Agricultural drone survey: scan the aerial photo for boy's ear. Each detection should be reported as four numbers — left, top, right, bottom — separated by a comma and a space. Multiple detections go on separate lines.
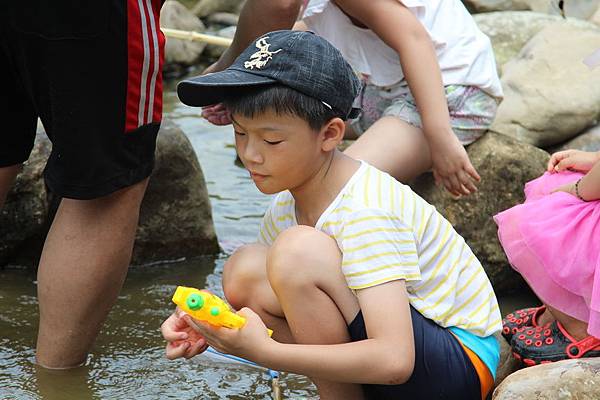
320, 117, 346, 152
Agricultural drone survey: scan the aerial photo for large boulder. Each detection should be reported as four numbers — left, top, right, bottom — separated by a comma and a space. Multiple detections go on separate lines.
490, 22, 600, 148
132, 119, 219, 264
411, 133, 549, 294
557, 124, 600, 152
1, 119, 219, 267
493, 358, 600, 399
0, 134, 51, 266
161, 0, 207, 66
474, 12, 564, 73
465, 0, 600, 19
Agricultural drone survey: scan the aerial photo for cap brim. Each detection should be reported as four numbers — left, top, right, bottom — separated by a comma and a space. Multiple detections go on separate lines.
177, 69, 277, 107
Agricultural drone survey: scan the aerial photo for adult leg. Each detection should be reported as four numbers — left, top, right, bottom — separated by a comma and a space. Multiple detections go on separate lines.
267, 226, 364, 400
35, 178, 149, 368
222, 244, 295, 344
344, 116, 432, 182
0, 164, 21, 208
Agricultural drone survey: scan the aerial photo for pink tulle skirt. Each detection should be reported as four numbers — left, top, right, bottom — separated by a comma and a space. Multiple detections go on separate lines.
494, 171, 600, 337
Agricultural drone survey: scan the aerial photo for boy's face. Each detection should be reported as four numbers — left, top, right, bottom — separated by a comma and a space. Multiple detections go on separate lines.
231, 110, 334, 194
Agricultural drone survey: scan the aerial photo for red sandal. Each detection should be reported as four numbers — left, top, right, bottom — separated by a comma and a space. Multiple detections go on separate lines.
502, 305, 546, 342
511, 319, 600, 366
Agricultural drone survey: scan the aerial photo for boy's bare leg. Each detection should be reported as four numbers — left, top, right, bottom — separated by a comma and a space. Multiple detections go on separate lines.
35, 178, 149, 369
0, 164, 22, 208
267, 226, 364, 400
223, 244, 295, 344
344, 116, 432, 182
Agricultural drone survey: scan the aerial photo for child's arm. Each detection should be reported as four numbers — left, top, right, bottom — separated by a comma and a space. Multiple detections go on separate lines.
553, 151, 600, 201
335, 0, 480, 196
185, 280, 416, 384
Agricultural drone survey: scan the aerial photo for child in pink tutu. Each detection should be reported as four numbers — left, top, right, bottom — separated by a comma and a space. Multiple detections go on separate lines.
494, 149, 600, 366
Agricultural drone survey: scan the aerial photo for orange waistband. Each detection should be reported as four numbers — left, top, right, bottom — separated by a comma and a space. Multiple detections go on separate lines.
456, 339, 494, 400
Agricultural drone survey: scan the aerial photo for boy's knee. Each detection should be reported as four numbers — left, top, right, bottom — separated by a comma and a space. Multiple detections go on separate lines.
267, 226, 339, 289
222, 244, 267, 310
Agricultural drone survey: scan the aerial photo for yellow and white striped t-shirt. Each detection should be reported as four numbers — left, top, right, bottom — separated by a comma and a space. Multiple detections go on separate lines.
258, 162, 501, 337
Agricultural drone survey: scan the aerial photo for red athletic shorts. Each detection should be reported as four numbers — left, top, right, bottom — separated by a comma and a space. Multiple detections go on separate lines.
0, 0, 165, 199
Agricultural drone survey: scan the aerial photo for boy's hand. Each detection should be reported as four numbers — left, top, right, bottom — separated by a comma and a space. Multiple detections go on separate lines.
161, 308, 209, 360
201, 103, 232, 126
547, 149, 600, 174
184, 307, 272, 362
429, 133, 480, 197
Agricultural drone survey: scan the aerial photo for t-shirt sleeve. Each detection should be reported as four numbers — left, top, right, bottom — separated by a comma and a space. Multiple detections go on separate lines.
340, 207, 421, 290
258, 203, 279, 246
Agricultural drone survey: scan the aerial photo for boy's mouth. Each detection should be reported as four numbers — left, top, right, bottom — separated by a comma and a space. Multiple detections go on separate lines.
249, 171, 268, 181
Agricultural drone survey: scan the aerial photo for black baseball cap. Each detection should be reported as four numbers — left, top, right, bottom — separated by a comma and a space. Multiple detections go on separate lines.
177, 30, 361, 120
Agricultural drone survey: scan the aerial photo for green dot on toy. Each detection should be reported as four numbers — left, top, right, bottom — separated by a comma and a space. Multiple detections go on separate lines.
186, 293, 204, 310
210, 306, 220, 316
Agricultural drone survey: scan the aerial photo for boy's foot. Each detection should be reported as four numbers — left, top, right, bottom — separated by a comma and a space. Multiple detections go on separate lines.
502, 305, 546, 342
510, 320, 600, 366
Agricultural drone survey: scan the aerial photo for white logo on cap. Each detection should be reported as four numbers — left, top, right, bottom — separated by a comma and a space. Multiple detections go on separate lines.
244, 37, 282, 70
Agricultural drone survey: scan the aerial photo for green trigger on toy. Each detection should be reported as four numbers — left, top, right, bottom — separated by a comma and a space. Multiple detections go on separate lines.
186, 293, 204, 310
210, 307, 220, 316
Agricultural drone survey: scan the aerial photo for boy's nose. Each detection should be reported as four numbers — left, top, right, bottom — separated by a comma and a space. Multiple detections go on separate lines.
242, 140, 263, 165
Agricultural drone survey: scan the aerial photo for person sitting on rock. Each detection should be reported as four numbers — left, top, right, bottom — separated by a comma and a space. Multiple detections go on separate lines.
496, 149, 600, 366
203, 0, 504, 198
162, 30, 501, 400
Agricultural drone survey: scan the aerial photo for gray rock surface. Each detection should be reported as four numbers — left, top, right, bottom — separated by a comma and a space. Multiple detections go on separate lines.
191, 0, 244, 18
161, 0, 207, 65
557, 124, 600, 153
490, 22, 600, 147
465, 0, 600, 19
411, 133, 549, 294
493, 358, 600, 399
474, 11, 563, 73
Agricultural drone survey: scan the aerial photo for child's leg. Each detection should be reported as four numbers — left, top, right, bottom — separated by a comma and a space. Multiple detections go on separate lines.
222, 244, 295, 344
266, 226, 363, 400
344, 116, 432, 182
540, 304, 590, 340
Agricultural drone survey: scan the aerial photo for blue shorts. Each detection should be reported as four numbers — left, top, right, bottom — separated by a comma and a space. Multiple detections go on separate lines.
348, 306, 480, 400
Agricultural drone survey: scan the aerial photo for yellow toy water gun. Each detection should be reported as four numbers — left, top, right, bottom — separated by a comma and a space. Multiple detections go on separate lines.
172, 286, 273, 336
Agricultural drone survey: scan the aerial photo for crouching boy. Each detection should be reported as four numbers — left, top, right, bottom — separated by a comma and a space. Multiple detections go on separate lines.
162, 30, 501, 400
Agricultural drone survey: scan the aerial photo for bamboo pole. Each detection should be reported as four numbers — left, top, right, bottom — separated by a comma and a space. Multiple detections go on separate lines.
161, 28, 233, 47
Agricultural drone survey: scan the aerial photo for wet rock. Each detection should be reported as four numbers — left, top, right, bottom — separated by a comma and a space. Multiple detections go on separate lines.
490, 22, 600, 147
161, 0, 207, 66
132, 119, 219, 264
492, 358, 600, 399
411, 133, 548, 294
191, 0, 244, 18
0, 134, 50, 267
495, 332, 521, 386
556, 124, 600, 152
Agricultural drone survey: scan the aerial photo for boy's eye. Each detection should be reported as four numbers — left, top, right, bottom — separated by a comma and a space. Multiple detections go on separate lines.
264, 140, 283, 145
234, 131, 246, 136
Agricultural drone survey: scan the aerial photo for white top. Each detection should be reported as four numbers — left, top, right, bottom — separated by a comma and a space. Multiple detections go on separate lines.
258, 162, 501, 337
303, 0, 503, 98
